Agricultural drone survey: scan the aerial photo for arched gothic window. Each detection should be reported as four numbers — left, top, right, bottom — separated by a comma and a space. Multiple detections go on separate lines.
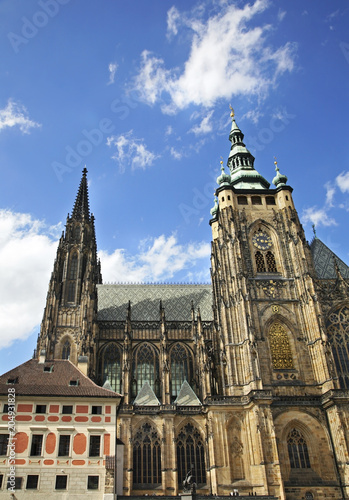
133, 422, 161, 487
62, 340, 71, 360
287, 428, 311, 469
327, 305, 349, 389
170, 343, 192, 398
176, 423, 206, 487
132, 343, 160, 398
269, 322, 294, 369
98, 343, 122, 393
252, 230, 278, 274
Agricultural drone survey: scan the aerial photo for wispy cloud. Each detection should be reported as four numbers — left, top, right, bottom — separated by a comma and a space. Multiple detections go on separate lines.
0, 99, 41, 134
107, 62, 118, 85
302, 206, 337, 228
99, 233, 210, 283
134, 0, 297, 113
189, 110, 214, 136
106, 130, 160, 172
0, 210, 59, 349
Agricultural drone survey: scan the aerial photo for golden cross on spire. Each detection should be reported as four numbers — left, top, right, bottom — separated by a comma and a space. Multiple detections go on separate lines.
229, 105, 235, 118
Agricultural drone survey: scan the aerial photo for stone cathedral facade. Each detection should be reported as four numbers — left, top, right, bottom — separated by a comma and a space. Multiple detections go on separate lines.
2, 111, 349, 500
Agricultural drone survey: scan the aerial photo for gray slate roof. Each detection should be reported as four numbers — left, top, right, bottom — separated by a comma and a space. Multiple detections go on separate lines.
310, 238, 349, 279
97, 284, 213, 321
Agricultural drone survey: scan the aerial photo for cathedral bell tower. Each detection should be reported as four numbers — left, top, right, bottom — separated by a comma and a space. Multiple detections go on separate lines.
37, 168, 102, 374
210, 108, 334, 397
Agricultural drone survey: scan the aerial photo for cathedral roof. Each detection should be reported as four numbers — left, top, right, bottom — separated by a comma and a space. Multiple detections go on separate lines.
0, 359, 121, 398
97, 284, 213, 322
310, 237, 349, 279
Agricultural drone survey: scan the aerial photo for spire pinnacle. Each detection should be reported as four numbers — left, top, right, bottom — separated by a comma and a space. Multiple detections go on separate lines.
272, 157, 288, 188
72, 167, 90, 220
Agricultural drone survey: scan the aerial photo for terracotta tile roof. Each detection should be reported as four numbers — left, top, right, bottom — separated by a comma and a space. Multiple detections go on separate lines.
0, 359, 122, 399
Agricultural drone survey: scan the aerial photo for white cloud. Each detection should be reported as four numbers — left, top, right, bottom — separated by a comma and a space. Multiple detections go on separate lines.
301, 206, 337, 228
167, 6, 181, 38
170, 147, 183, 160
0, 210, 59, 350
325, 182, 336, 207
107, 62, 118, 85
0, 99, 41, 134
277, 9, 286, 22
99, 234, 211, 283
189, 110, 214, 136
134, 0, 297, 113
106, 130, 160, 172
336, 171, 349, 193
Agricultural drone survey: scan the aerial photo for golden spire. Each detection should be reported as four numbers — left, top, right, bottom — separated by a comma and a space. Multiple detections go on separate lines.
229, 104, 235, 118
274, 156, 278, 170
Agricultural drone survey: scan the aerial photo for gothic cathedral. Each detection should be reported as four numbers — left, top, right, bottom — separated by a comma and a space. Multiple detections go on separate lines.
36, 110, 349, 500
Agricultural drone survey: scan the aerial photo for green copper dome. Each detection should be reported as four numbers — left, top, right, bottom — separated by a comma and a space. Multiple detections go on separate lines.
210, 196, 218, 219
217, 161, 231, 186
272, 160, 288, 187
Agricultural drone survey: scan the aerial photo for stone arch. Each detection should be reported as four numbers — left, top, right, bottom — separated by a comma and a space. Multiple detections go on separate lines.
226, 415, 245, 483
274, 410, 337, 484
249, 220, 284, 276
55, 332, 77, 364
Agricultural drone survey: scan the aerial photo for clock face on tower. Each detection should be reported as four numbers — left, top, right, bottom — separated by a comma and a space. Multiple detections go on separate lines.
252, 231, 272, 250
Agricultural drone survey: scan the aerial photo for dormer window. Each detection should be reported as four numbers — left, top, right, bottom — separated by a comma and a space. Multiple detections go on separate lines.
7, 377, 18, 384
69, 379, 79, 386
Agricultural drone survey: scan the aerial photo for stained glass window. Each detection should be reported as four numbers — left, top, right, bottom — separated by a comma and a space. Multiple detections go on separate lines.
69, 254, 78, 279
269, 322, 294, 369
176, 423, 206, 486
326, 305, 349, 389
132, 343, 159, 397
98, 343, 122, 393
170, 343, 192, 397
287, 428, 311, 469
133, 423, 161, 487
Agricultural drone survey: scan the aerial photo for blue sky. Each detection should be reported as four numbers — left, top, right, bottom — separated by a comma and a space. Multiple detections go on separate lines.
1, 0, 349, 374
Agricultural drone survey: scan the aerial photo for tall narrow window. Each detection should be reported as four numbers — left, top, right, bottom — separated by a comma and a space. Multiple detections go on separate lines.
30, 435, 43, 456
58, 435, 71, 456
170, 343, 192, 398
326, 305, 349, 389
255, 252, 266, 272
176, 423, 206, 487
69, 254, 78, 279
98, 343, 122, 393
89, 435, 101, 457
67, 282, 76, 302
266, 251, 277, 272
287, 428, 311, 469
269, 322, 294, 369
62, 340, 71, 360
133, 422, 161, 487
132, 343, 159, 397
0, 435, 8, 455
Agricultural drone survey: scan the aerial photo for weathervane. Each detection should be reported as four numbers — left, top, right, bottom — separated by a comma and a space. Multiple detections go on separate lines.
274, 156, 278, 170
229, 104, 235, 118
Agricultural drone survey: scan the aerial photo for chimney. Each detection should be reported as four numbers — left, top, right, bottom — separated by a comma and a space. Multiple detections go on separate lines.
77, 355, 88, 376
38, 349, 46, 364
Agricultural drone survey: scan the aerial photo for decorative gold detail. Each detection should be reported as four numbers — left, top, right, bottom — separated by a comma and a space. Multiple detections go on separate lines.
272, 305, 279, 313
269, 322, 294, 369
274, 156, 278, 167
229, 105, 235, 118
